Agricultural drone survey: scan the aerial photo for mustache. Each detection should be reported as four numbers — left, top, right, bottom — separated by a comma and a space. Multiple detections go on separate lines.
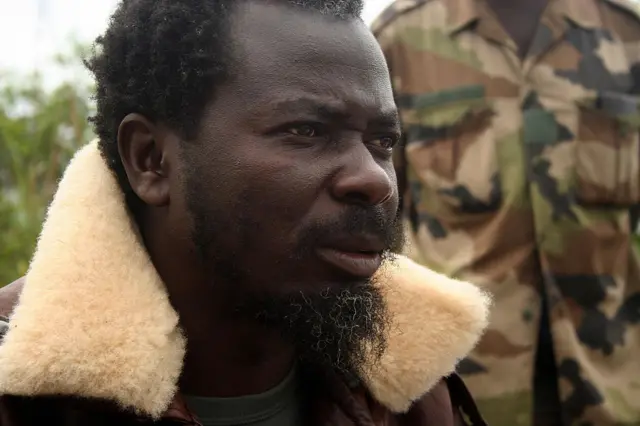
295, 206, 405, 256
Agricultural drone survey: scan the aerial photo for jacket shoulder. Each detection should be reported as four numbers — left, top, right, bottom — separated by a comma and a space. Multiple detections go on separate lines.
0, 278, 24, 335
408, 375, 487, 426
445, 374, 487, 425
371, 0, 432, 36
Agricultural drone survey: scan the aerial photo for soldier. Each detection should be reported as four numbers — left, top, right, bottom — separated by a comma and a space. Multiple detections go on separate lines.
373, 0, 640, 425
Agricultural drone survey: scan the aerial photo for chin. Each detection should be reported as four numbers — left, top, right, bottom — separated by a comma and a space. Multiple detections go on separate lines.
289, 275, 371, 294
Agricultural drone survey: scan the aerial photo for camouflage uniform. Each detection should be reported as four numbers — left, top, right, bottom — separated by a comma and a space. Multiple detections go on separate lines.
373, 0, 640, 425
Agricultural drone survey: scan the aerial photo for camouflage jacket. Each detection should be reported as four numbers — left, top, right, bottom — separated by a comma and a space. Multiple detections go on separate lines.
373, 0, 640, 425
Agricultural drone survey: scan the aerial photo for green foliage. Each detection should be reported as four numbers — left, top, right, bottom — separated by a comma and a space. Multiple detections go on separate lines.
0, 49, 94, 285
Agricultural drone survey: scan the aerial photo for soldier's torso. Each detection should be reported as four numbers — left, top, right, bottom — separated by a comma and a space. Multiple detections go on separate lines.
376, 0, 640, 425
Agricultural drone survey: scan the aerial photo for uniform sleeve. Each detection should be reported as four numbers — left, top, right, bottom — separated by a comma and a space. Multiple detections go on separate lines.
374, 19, 427, 264
445, 374, 488, 426
374, 21, 408, 213
403, 376, 487, 426
0, 277, 23, 326
603, 0, 640, 93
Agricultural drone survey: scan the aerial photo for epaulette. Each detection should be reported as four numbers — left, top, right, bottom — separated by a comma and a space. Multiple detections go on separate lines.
603, 0, 640, 21
370, 0, 431, 35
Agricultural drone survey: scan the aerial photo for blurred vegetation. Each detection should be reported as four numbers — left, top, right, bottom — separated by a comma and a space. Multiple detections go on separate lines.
0, 45, 95, 284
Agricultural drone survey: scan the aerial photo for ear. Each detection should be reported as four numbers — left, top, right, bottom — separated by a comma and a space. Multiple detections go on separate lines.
117, 113, 171, 207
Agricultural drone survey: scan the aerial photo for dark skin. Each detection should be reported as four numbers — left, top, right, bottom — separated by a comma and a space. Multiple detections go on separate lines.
485, 0, 551, 58
116, 3, 400, 398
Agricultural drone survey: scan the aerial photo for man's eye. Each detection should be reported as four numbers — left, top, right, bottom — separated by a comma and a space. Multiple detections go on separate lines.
371, 135, 399, 150
288, 124, 320, 137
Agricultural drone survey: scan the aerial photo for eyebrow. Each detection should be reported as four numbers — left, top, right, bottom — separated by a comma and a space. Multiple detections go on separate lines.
260, 97, 401, 129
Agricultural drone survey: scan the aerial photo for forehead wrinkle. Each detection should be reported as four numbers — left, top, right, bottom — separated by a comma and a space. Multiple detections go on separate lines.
246, 95, 398, 130
229, 5, 387, 86
271, 98, 347, 116
224, 9, 393, 126
244, 95, 347, 122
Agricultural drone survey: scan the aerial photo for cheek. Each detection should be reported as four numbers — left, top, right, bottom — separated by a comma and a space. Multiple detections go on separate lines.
240, 161, 323, 224
166, 166, 204, 243
190, 130, 333, 230
389, 166, 400, 201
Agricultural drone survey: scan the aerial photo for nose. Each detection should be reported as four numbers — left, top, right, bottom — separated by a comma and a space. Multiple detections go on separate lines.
331, 148, 394, 207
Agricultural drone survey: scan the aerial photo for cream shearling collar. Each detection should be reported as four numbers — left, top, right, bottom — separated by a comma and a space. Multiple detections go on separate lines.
0, 141, 489, 419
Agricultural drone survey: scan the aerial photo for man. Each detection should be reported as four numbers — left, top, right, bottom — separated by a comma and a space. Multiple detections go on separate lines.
373, 0, 640, 425
0, 1, 491, 425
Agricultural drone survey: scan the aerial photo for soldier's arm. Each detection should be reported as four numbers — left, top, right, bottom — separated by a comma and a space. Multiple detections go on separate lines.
604, 0, 640, 226
373, 8, 410, 221
373, 7, 427, 263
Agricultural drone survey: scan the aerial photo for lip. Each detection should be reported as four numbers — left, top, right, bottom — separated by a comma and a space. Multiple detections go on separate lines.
320, 235, 386, 254
316, 248, 383, 278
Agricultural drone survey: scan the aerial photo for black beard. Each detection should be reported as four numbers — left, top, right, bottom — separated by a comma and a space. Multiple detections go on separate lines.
182, 149, 403, 376
235, 275, 391, 378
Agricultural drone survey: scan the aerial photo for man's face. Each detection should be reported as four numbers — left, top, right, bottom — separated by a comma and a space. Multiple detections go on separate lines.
175, 3, 402, 374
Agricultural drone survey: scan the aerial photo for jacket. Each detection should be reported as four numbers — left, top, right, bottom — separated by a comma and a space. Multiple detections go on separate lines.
0, 141, 491, 425
373, 0, 640, 425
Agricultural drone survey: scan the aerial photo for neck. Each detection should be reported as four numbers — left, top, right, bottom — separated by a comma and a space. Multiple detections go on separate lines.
140, 211, 296, 398
178, 318, 296, 397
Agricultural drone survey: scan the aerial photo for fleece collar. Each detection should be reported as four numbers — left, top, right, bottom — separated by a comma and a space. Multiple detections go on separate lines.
0, 141, 489, 419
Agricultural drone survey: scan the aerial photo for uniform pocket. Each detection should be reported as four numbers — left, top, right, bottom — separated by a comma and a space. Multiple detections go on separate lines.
398, 85, 501, 213
575, 91, 640, 206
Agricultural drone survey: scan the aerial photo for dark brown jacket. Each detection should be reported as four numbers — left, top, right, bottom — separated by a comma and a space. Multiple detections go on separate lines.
0, 142, 491, 425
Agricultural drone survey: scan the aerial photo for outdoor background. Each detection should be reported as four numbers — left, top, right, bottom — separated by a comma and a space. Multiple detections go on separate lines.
0, 0, 394, 284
